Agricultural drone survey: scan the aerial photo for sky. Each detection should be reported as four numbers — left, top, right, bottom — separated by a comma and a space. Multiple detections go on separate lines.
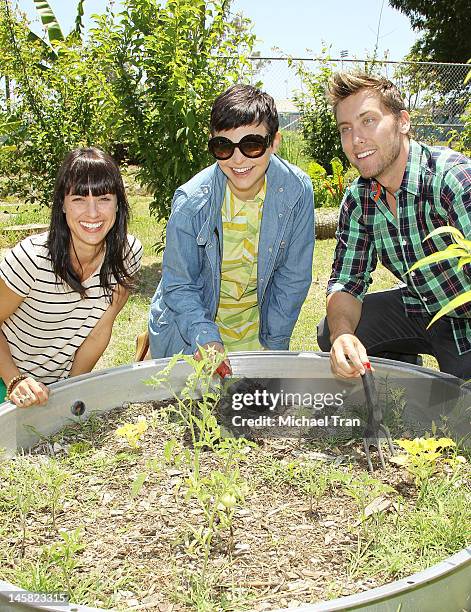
16, 0, 419, 98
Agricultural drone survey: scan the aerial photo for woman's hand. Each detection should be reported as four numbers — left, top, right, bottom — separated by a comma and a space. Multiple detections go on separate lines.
194, 342, 232, 376
9, 376, 49, 408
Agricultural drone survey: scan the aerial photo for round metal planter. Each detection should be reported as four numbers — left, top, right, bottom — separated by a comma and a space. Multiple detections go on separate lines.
0, 352, 470, 612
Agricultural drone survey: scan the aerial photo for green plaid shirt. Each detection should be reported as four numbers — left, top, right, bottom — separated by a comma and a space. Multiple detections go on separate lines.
327, 140, 471, 354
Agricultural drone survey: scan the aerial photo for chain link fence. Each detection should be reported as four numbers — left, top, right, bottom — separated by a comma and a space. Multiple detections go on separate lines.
248, 57, 471, 142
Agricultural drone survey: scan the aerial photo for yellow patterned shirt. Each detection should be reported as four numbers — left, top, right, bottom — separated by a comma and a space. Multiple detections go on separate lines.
215, 181, 266, 350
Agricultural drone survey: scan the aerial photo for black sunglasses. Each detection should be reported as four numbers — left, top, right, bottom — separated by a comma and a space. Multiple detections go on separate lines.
208, 133, 273, 160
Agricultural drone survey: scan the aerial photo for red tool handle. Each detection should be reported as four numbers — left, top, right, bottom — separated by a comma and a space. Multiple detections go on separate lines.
361, 361, 376, 408
215, 361, 231, 379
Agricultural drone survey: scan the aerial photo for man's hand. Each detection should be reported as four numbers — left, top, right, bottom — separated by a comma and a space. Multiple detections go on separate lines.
9, 376, 49, 408
330, 333, 370, 378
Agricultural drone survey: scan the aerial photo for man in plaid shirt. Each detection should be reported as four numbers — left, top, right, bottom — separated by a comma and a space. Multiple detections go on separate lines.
317, 72, 471, 380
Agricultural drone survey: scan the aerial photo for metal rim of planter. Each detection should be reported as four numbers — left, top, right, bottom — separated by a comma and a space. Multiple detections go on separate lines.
0, 351, 470, 612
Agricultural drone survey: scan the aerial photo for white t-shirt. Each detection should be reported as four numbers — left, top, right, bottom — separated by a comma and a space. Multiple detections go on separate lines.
0, 232, 143, 384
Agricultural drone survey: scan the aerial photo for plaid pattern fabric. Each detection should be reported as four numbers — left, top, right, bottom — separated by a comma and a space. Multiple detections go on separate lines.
327, 140, 471, 354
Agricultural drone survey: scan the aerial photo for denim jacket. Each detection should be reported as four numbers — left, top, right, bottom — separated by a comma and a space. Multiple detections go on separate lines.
149, 154, 315, 357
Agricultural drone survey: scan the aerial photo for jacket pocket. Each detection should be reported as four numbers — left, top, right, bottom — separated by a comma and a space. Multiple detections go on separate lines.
274, 239, 287, 268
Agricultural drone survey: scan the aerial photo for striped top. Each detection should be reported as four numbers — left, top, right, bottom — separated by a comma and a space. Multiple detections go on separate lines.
0, 232, 143, 384
215, 181, 265, 350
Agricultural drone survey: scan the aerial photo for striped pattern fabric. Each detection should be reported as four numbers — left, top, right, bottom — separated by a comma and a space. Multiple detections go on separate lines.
215, 181, 265, 350
0, 232, 142, 384
327, 140, 471, 354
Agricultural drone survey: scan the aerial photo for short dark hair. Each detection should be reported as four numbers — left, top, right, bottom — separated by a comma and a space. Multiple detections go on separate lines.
47, 147, 134, 301
328, 72, 406, 118
210, 84, 279, 136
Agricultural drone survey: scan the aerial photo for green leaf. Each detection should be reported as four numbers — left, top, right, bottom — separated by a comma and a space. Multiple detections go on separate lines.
464, 59, 471, 85
424, 226, 471, 251
427, 291, 471, 327
33, 0, 64, 43
74, 0, 86, 37
0, 120, 22, 134
407, 246, 467, 272
424, 225, 463, 240
307, 161, 327, 179
26, 29, 55, 56
131, 472, 148, 498
330, 156, 343, 178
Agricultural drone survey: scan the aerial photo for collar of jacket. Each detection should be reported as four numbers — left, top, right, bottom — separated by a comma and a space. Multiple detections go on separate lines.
196, 155, 303, 246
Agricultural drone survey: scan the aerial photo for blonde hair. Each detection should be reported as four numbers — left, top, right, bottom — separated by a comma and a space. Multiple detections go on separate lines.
328, 72, 406, 117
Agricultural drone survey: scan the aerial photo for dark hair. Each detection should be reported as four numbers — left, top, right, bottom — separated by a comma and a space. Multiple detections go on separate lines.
327, 72, 407, 117
210, 84, 279, 136
47, 147, 134, 301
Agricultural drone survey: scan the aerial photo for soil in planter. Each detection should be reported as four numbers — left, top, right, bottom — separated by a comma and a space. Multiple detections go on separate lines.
0, 398, 470, 611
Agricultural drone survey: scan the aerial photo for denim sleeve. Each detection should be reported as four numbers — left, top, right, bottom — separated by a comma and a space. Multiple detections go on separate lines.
160, 198, 222, 351
264, 173, 315, 349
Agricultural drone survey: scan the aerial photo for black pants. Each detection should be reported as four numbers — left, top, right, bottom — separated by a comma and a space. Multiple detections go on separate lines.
317, 288, 471, 380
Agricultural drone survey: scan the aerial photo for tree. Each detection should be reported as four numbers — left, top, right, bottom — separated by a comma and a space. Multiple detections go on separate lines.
389, 2, 471, 137
0, 0, 255, 222
0, 0, 117, 204
389, 0, 471, 64
292, 53, 348, 174
91, 0, 255, 229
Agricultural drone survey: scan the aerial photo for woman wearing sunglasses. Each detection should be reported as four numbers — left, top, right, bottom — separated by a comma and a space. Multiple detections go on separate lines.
148, 84, 314, 371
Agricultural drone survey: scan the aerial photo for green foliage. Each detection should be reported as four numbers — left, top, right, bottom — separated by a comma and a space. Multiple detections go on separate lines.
276, 130, 314, 175
408, 226, 471, 325
0, 0, 254, 224
0, 2, 118, 206
389, 0, 471, 64
91, 0, 256, 231
448, 60, 471, 155
307, 157, 357, 208
390, 437, 461, 498
342, 472, 395, 524
115, 415, 149, 449
32, 0, 65, 43
146, 348, 254, 579
292, 52, 348, 174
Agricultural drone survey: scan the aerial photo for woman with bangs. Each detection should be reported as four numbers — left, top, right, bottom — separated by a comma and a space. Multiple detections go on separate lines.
0, 147, 143, 408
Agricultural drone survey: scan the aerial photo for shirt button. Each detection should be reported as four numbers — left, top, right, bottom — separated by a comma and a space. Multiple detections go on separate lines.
260, 278, 264, 283
280, 241, 286, 247
208, 243, 212, 248
268, 247, 272, 253
278, 187, 284, 192
202, 187, 209, 194
402, 239, 407, 246
410, 271, 416, 277
279, 213, 283, 218
423, 297, 428, 302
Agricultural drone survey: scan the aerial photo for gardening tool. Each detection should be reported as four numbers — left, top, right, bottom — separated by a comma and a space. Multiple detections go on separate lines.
361, 362, 395, 472
208, 360, 233, 391
215, 360, 232, 381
